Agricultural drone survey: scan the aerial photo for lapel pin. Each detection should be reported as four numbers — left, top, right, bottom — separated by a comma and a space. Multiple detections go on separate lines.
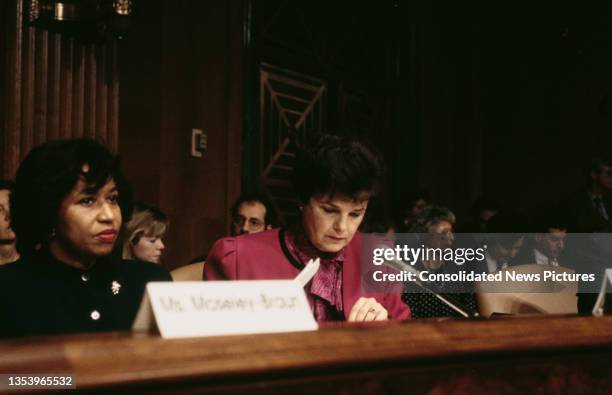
111, 281, 122, 295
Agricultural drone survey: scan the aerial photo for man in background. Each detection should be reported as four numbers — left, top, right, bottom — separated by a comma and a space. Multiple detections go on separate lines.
230, 193, 274, 236
515, 212, 568, 268
481, 212, 524, 273
179, 193, 275, 280
563, 157, 612, 232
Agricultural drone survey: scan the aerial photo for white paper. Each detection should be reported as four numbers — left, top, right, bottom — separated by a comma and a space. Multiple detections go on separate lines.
593, 269, 612, 316
294, 258, 320, 287
132, 281, 318, 338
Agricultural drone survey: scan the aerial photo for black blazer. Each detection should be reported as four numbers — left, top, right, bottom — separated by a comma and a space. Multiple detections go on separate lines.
562, 191, 612, 233
0, 250, 172, 338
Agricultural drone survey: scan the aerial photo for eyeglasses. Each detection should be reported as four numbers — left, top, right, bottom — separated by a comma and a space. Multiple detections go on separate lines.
232, 215, 264, 230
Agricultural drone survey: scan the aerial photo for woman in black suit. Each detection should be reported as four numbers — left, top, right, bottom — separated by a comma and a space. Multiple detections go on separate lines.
0, 139, 171, 337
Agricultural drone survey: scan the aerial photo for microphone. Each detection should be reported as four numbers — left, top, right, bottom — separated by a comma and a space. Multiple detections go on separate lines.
381, 255, 480, 318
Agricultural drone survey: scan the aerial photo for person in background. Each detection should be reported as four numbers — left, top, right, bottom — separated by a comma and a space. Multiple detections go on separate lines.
0, 139, 171, 337
122, 202, 169, 264
480, 212, 525, 273
459, 195, 501, 233
230, 192, 274, 236
560, 157, 612, 312
402, 206, 479, 319
562, 156, 612, 232
0, 180, 19, 266
408, 206, 456, 270
515, 212, 568, 268
179, 192, 274, 279
395, 188, 432, 233
205, 133, 411, 322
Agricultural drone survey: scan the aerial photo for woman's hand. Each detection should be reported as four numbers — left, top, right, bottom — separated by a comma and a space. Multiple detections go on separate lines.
348, 297, 388, 322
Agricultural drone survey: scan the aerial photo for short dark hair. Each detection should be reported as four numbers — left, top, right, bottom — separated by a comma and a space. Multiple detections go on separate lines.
292, 133, 383, 203
230, 192, 274, 226
531, 209, 568, 233
0, 180, 15, 192
11, 139, 132, 256
586, 156, 612, 185
409, 206, 456, 233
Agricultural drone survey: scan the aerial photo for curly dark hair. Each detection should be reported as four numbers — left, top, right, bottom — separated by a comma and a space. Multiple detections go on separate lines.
11, 139, 133, 257
585, 156, 612, 186
292, 133, 384, 203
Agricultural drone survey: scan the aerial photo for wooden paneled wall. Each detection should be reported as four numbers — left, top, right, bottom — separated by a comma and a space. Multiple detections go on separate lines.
119, 0, 245, 269
398, 4, 612, 222
1, 0, 119, 179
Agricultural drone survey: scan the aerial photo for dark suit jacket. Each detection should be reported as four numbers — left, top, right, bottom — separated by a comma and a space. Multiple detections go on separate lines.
0, 251, 172, 338
562, 191, 612, 232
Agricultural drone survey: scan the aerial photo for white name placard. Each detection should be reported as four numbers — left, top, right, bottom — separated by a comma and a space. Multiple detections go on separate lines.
132, 280, 319, 338
593, 268, 612, 316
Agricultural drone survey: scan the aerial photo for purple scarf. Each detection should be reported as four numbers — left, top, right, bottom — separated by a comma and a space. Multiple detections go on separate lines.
284, 227, 345, 321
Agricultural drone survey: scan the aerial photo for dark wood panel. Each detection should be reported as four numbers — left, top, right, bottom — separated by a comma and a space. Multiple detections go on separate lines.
20, 25, 36, 160
1, 0, 121, 178
3, 0, 23, 178
224, 0, 245, 233
84, 42, 96, 138
0, 1, 6, 172
72, 42, 85, 137
96, 43, 108, 142
47, 33, 61, 140
107, 41, 119, 150
33, 29, 48, 147
59, 36, 73, 139
0, 315, 612, 394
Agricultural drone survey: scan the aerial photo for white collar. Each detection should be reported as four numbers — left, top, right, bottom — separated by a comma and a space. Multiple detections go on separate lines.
534, 248, 558, 266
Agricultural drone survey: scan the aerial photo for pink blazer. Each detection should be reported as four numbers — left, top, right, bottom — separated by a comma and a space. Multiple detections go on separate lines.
204, 229, 411, 321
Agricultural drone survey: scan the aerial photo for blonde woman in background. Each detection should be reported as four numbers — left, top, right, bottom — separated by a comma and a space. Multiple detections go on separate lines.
122, 202, 169, 264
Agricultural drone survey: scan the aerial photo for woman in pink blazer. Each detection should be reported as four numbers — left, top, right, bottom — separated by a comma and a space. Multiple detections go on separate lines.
205, 134, 411, 322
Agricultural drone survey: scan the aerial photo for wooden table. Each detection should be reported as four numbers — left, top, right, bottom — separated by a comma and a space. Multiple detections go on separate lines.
1, 315, 612, 394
